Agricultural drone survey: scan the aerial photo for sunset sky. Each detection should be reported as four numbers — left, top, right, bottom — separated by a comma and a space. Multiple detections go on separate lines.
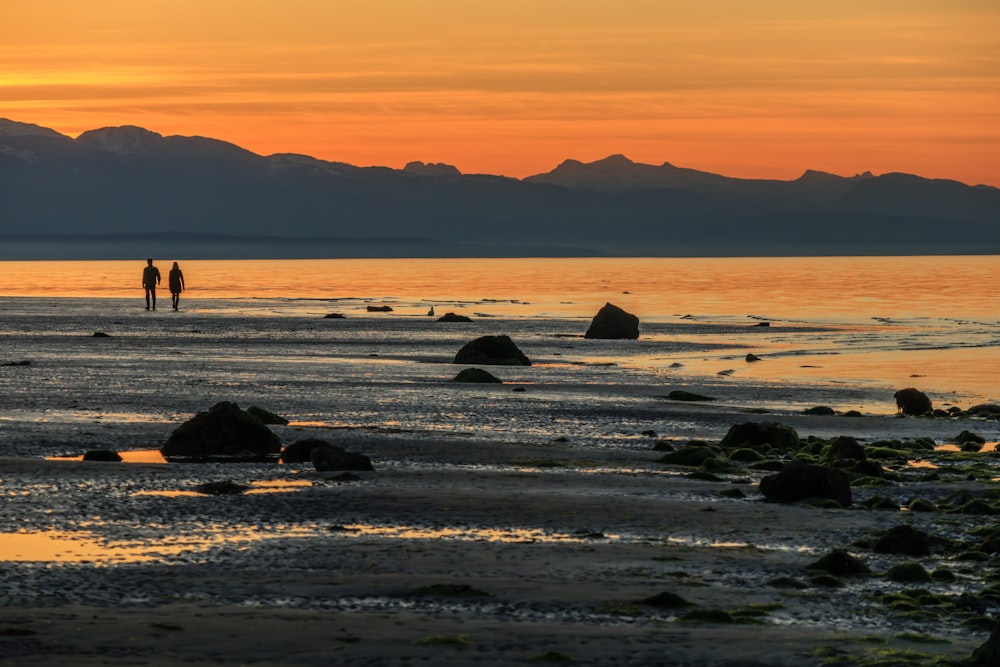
3, 1, 999, 185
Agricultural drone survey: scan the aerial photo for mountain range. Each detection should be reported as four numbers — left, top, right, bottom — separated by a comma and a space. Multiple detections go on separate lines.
2, 118, 998, 259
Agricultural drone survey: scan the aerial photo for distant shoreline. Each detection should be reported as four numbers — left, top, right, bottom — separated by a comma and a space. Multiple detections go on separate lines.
2, 234, 998, 261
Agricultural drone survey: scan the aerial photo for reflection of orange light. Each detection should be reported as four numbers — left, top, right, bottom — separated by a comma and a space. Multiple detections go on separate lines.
0, 526, 317, 563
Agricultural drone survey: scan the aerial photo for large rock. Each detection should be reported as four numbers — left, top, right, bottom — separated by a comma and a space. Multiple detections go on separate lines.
968, 404, 1000, 418
584, 302, 639, 339
973, 624, 1000, 666
718, 422, 800, 452
872, 525, 931, 556
454, 335, 531, 366
893, 387, 932, 415
825, 436, 866, 463
311, 442, 374, 472
160, 401, 282, 462
759, 460, 852, 507
280, 437, 328, 463
807, 548, 871, 576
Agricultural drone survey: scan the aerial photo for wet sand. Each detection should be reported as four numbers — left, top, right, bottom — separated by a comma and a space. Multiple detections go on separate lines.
1, 298, 999, 665
0, 418, 996, 666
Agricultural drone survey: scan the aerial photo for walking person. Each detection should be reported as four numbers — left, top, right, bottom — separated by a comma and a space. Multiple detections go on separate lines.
168, 261, 185, 311
142, 258, 161, 310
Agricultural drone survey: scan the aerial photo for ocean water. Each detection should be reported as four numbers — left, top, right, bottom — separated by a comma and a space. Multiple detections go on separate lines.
1, 256, 998, 456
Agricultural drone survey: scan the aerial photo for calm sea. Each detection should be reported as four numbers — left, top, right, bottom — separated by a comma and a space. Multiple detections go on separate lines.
2, 256, 997, 319
1, 256, 998, 415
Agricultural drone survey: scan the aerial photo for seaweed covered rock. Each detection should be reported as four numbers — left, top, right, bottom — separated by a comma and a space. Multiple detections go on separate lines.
659, 445, 717, 467
759, 460, 852, 507
886, 561, 932, 583
584, 303, 639, 340
893, 387, 932, 415
160, 401, 282, 462
719, 422, 800, 452
825, 436, 866, 463
807, 548, 871, 576
454, 335, 531, 366
873, 525, 932, 556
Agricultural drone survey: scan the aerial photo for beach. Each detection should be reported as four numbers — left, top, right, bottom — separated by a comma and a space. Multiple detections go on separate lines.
1, 259, 999, 665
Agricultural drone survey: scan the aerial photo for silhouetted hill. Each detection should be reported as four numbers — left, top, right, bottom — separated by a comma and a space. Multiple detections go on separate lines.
1, 118, 997, 259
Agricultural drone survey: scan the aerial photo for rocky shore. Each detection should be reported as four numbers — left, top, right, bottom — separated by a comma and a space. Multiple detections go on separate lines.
1, 403, 999, 666
1, 298, 999, 665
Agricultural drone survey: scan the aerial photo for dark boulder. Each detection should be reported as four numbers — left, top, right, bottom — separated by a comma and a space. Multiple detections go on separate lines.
453, 368, 502, 383
745, 353, 761, 362
659, 445, 717, 467
759, 460, 852, 507
311, 443, 374, 472
366, 305, 393, 312
825, 436, 867, 463
852, 460, 884, 477
281, 437, 329, 464
584, 303, 639, 340
807, 548, 871, 576
323, 313, 345, 319
872, 525, 931, 556
894, 387, 932, 415
972, 624, 1000, 666
719, 422, 800, 452
160, 401, 282, 462
93, 331, 111, 338
247, 405, 289, 425
437, 312, 474, 323
803, 406, 836, 416
955, 430, 986, 445
968, 404, 1000, 418
454, 335, 531, 366
82, 449, 122, 462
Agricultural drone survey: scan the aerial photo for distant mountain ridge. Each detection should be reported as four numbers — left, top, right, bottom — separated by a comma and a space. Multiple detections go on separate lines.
1, 118, 997, 259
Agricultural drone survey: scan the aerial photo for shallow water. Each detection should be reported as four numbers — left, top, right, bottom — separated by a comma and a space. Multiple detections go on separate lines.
1, 256, 999, 458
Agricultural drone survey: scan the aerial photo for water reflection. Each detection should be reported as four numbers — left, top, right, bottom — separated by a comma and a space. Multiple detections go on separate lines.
335, 523, 618, 543
0, 526, 316, 563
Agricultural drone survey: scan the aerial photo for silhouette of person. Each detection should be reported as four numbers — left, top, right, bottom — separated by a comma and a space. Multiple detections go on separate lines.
142, 258, 161, 310
168, 261, 185, 311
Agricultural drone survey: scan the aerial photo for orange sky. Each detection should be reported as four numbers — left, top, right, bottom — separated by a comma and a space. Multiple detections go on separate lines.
3, 0, 999, 185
